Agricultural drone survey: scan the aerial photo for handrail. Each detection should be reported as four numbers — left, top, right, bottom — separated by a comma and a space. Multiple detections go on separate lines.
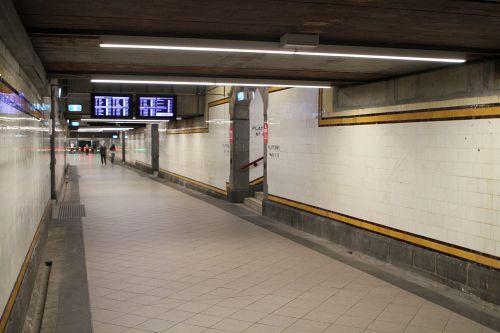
240, 156, 263, 170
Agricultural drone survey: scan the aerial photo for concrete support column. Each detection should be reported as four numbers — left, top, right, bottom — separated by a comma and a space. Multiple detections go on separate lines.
258, 87, 269, 200
151, 124, 159, 173
121, 132, 126, 162
50, 83, 57, 200
228, 88, 251, 202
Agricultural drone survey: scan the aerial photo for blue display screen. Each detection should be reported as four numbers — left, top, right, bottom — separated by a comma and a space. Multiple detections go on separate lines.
92, 95, 131, 118
71, 121, 80, 126
138, 96, 175, 119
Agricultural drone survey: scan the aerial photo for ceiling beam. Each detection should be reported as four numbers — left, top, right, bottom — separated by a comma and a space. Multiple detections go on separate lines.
26, 29, 500, 56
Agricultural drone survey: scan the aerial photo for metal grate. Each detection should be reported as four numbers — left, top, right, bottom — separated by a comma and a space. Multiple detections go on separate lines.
57, 204, 86, 219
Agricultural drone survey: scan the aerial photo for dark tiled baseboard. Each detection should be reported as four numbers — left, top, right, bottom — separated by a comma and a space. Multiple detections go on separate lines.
125, 161, 153, 174
3, 203, 51, 333
263, 199, 500, 306
157, 169, 227, 200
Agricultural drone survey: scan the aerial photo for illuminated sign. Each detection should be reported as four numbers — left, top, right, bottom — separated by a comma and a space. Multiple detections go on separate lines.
71, 121, 80, 127
137, 95, 176, 119
112, 134, 118, 139
68, 104, 82, 112
91, 94, 132, 118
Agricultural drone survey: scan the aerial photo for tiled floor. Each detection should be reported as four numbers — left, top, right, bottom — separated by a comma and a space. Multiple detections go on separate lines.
75, 155, 496, 333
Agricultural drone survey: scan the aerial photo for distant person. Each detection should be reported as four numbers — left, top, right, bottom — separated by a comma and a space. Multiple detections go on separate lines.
100, 143, 107, 165
84, 144, 89, 155
110, 144, 116, 163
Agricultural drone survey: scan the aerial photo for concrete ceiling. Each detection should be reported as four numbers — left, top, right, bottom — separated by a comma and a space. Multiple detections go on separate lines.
13, 0, 500, 84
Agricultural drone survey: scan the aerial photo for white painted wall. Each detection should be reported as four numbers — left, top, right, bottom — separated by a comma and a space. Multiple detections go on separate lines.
268, 88, 500, 257
160, 103, 230, 191
249, 90, 264, 182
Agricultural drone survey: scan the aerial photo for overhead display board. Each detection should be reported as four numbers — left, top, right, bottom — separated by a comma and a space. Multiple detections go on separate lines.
91, 94, 132, 118
137, 95, 176, 119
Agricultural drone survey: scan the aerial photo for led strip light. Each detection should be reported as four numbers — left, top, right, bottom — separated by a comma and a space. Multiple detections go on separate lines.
100, 43, 466, 63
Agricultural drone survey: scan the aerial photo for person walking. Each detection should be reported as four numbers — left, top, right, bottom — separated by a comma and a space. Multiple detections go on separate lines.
100, 143, 107, 165
110, 144, 116, 164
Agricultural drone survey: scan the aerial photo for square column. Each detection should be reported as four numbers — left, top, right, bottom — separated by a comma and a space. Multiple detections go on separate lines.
228, 90, 251, 202
151, 124, 159, 173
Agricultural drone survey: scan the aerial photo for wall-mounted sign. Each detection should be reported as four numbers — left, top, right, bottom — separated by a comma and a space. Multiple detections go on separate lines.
91, 94, 132, 118
71, 121, 80, 127
137, 95, 176, 119
68, 104, 82, 112
263, 122, 268, 144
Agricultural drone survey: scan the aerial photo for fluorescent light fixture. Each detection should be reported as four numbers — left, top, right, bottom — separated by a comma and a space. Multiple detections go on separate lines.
91, 79, 215, 86
217, 82, 329, 88
83, 118, 165, 123
100, 42, 465, 63
294, 51, 465, 63
101, 43, 295, 55
91, 78, 331, 89
77, 127, 133, 132
176, 117, 182, 120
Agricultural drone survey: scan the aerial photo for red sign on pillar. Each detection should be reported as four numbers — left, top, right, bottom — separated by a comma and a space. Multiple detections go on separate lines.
263, 122, 269, 144
229, 126, 233, 144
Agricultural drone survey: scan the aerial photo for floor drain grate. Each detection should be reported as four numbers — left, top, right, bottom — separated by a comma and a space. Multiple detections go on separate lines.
57, 204, 86, 219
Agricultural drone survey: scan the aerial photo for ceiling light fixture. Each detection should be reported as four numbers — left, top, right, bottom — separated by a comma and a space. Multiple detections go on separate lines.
91, 79, 214, 86
90, 79, 331, 89
77, 127, 133, 132
83, 119, 165, 124
100, 43, 466, 63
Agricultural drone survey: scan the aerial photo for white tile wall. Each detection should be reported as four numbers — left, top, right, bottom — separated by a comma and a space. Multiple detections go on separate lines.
267, 88, 500, 257
249, 89, 264, 182
160, 103, 230, 191
0, 87, 64, 313
126, 127, 151, 166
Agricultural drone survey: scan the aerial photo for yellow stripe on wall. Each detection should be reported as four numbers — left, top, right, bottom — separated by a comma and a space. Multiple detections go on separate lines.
159, 169, 227, 196
319, 105, 500, 126
167, 96, 229, 134
249, 176, 264, 186
268, 194, 500, 269
208, 97, 230, 108
166, 127, 209, 135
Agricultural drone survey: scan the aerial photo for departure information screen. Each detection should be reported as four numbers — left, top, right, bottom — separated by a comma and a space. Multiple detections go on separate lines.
138, 95, 176, 119
91, 94, 132, 118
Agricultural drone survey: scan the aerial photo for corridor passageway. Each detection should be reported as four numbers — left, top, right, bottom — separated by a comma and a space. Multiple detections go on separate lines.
72, 155, 494, 333
2, 1, 500, 332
